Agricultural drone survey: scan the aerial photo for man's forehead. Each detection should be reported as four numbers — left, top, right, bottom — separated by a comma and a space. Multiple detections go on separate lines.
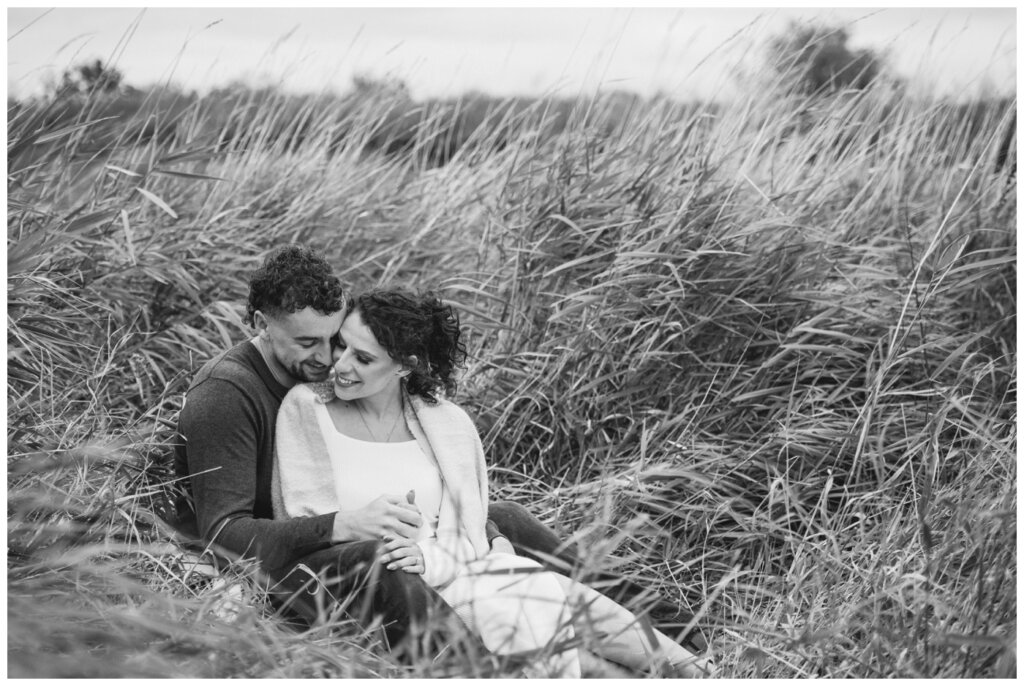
276, 307, 344, 337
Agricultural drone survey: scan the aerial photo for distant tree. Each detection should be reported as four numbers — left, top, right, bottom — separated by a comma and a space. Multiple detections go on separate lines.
57, 58, 125, 96
769, 22, 883, 95
351, 73, 411, 102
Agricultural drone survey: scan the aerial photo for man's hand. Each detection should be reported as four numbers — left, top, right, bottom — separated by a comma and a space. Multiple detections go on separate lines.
489, 535, 515, 555
380, 535, 425, 574
332, 494, 423, 542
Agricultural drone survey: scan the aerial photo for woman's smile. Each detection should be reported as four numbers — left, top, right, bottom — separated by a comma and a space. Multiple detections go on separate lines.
334, 375, 360, 388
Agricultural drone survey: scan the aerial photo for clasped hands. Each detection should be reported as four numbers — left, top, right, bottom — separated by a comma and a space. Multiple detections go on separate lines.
331, 493, 426, 574
331, 492, 512, 575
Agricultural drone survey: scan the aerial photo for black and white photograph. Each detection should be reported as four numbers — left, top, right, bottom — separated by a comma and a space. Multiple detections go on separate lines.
7, 4, 1017, 679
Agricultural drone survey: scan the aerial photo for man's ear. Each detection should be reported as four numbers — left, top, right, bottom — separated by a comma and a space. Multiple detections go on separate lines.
252, 310, 270, 334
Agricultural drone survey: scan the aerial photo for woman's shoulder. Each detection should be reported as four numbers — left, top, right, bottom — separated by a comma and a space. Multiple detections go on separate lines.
413, 395, 477, 429
284, 381, 334, 406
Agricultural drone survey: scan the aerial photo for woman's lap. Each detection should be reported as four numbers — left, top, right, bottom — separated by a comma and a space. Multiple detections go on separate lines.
438, 552, 580, 676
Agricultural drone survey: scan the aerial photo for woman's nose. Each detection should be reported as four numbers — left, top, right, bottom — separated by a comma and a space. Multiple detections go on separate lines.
332, 348, 351, 371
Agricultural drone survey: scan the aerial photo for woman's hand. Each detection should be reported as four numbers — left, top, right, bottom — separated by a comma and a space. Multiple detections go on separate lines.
380, 535, 425, 574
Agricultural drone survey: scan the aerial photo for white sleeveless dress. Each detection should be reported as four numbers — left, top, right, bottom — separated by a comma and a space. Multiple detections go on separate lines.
315, 402, 581, 677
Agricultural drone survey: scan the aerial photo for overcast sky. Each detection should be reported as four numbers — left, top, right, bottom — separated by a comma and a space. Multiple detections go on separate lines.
6, 6, 1017, 101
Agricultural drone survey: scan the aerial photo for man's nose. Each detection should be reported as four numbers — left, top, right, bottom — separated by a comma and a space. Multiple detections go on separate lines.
312, 341, 331, 364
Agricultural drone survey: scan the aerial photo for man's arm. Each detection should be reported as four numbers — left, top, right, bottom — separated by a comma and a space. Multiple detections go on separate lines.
179, 377, 335, 571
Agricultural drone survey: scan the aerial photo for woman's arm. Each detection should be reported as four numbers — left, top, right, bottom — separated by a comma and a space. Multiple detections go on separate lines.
386, 397, 494, 586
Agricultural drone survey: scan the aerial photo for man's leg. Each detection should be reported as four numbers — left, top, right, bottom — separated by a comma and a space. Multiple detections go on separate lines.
266, 540, 457, 651
487, 501, 707, 652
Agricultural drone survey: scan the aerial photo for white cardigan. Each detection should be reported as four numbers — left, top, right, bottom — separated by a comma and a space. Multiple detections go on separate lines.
271, 382, 490, 587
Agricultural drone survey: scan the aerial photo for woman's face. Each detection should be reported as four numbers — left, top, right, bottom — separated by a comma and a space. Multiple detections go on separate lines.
331, 309, 406, 403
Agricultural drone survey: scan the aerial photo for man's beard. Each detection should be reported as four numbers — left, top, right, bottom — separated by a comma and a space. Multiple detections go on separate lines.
291, 362, 330, 383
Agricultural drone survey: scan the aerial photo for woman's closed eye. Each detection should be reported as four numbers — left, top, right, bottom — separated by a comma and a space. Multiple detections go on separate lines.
337, 341, 372, 365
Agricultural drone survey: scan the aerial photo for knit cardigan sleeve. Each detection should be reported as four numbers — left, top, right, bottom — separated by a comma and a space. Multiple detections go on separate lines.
272, 383, 340, 520
404, 395, 490, 587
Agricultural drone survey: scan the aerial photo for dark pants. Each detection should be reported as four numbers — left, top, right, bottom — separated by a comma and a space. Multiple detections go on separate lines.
267, 539, 462, 653
267, 501, 706, 652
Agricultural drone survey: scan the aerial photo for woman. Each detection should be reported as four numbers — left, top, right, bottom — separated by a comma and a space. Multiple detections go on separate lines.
272, 289, 712, 677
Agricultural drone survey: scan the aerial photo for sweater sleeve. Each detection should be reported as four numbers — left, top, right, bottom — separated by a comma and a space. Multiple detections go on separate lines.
418, 402, 492, 588
178, 376, 335, 571
273, 383, 347, 519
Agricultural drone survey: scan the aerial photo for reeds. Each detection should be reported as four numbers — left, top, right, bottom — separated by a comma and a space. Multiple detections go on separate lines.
7, 61, 1015, 677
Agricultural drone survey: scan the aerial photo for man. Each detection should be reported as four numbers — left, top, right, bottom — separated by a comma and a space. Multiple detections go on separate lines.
172, 244, 701, 654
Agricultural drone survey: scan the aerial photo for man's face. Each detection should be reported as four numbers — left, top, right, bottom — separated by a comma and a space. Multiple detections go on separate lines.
254, 307, 345, 383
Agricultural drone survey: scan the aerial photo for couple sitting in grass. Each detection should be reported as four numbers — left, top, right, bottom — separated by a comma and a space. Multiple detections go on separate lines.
174, 245, 712, 677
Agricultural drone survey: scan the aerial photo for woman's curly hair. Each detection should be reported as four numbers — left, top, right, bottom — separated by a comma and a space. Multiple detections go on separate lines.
350, 289, 467, 403
245, 245, 345, 324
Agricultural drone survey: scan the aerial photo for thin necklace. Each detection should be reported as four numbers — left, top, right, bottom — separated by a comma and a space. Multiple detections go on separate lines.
353, 400, 404, 442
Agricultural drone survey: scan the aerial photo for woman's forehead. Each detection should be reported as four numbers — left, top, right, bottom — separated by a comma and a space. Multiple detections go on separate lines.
340, 310, 384, 353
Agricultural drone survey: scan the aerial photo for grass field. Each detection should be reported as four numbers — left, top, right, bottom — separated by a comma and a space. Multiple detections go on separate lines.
7, 65, 1016, 678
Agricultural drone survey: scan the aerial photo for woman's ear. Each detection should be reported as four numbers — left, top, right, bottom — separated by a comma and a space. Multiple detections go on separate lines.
398, 355, 418, 377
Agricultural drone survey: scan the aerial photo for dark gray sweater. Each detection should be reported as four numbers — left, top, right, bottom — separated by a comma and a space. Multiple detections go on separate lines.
174, 341, 335, 570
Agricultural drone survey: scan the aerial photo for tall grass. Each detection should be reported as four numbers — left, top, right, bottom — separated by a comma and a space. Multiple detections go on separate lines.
7, 64, 1015, 677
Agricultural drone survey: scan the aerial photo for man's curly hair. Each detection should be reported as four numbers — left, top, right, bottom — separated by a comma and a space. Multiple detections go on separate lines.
245, 245, 345, 324
349, 289, 467, 403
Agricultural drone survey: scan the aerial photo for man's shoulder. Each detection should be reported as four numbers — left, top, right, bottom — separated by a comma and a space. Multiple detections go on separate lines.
179, 343, 280, 432
191, 341, 259, 386
186, 341, 278, 404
